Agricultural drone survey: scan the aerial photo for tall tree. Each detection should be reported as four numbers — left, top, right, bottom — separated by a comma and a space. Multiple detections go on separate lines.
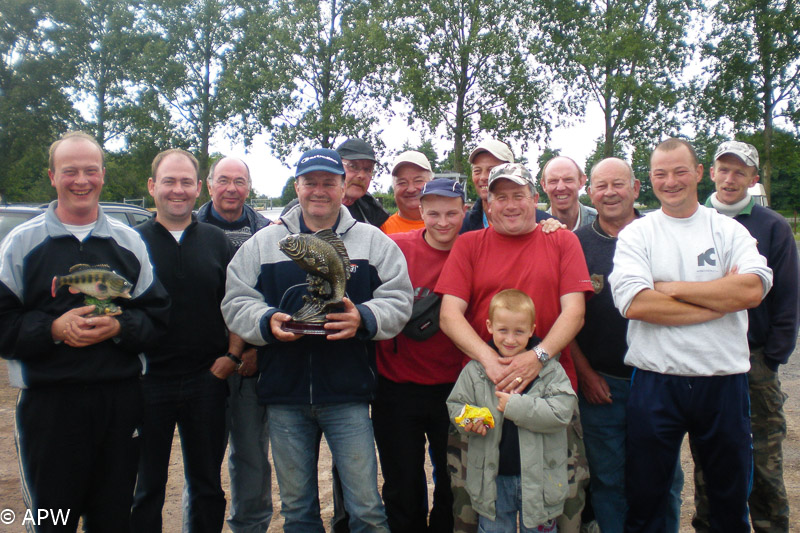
383, 0, 550, 173
0, 1, 77, 201
531, 0, 695, 158
226, 0, 388, 160
53, 0, 156, 147
698, 0, 800, 201
138, 0, 256, 174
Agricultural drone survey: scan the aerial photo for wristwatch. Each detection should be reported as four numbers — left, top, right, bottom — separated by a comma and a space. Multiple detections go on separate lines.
533, 345, 551, 366
225, 352, 244, 370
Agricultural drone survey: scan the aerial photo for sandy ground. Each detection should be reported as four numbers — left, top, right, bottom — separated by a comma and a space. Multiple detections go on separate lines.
0, 345, 798, 532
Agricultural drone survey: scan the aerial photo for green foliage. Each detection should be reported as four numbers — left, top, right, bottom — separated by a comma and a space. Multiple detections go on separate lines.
383, 0, 550, 173
280, 177, 298, 205
741, 129, 800, 211
226, 0, 388, 160
373, 191, 397, 213
697, 0, 800, 201
531, 0, 695, 157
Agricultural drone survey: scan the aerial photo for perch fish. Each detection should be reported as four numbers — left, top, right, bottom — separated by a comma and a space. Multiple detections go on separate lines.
51, 264, 133, 300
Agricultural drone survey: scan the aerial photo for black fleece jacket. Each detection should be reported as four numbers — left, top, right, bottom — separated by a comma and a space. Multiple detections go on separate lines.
136, 217, 233, 377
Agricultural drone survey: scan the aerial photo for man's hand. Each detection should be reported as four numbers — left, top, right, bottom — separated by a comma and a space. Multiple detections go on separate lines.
578, 367, 612, 405
210, 356, 237, 379
324, 297, 361, 341
270, 312, 303, 342
496, 349, 543, 393
52, 305, 122, 347
495, 390, 512, 412
238, 347, 258, 376
463, 421, 489, 436
539, 218, 568, 234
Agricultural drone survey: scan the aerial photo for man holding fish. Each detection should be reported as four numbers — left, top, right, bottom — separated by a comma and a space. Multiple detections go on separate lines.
0, 131, 170, 530
221, 147, 412, 533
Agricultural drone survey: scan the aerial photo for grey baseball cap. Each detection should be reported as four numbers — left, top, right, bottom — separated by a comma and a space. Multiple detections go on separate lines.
714, 141, 759, 169
336, 138, 376, 162
487, 163, 536, 191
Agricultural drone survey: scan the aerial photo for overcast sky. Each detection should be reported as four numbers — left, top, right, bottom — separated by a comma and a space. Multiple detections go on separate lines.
211, 103, 607, 199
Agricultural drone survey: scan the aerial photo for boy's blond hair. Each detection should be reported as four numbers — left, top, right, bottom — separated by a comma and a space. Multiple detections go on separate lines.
488, 289, 536, 325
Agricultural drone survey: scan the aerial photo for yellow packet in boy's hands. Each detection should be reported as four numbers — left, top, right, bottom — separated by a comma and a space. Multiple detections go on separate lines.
455, 404, 495, 429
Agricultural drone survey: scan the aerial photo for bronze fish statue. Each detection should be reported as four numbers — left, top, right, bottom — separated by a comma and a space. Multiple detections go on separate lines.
279, 230, 351, 323
51, 264, 133, 315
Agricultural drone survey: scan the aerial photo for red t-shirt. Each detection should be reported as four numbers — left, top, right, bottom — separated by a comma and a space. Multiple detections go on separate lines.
435, 226, 593, 390
376, 229, 465, 384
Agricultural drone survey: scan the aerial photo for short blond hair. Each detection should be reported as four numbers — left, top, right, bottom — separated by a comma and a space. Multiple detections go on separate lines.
49, 131, 104, 171
488, 289, 536, 325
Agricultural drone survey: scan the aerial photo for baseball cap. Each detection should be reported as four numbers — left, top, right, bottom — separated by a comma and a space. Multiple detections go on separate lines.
295, 148, 345, 178
488, 163, 536, 191
420, 178, 464, 199
468, 139, 515, 164
714, 141, 759, 169
391, 150, 432, 176
336, 138, 376, 162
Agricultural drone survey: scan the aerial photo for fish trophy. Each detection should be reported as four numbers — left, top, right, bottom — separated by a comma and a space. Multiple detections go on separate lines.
51, 264, 133, 316
278, 229, 351, 335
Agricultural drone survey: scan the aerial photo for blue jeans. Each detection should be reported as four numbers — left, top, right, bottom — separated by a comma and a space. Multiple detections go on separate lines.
478, 475, 556, 533
268, 402, 389, 533
131, 370, 228, 533
226, 374, 273, 533
579, 375, 683, 533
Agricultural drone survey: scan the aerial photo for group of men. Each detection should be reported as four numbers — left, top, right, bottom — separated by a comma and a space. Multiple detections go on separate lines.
0, 129, 796, 533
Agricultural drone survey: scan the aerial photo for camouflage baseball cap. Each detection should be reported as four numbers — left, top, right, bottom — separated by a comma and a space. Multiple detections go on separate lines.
488, 163, 536, 191
714, 141, 759, 169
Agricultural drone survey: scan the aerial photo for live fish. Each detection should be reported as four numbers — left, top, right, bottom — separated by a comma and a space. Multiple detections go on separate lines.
51, 264, 133, 300
279, 230, 351, 322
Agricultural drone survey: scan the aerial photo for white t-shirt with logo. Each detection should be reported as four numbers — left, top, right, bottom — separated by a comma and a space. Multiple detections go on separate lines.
609, 205, 773, 376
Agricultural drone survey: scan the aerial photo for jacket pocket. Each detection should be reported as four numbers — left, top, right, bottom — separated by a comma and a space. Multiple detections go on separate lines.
542, 433, 569, 505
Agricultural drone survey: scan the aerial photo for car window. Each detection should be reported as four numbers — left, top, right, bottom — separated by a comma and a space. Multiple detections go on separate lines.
0, 212, 39, 243
130, 213, 151, 225
105, 212, 129, 224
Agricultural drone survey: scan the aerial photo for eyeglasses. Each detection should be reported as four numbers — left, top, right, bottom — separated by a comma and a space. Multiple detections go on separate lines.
343, 161, 375, 174
213, 177, 249, 188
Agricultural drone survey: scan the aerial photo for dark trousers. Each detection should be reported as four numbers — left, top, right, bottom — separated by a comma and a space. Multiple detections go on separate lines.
15, 379, 143, 532
625, 370, 752, 533
372, 377, 454, 533
131, 370, 228, 533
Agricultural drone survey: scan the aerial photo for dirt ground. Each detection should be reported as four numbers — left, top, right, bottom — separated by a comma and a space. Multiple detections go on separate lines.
0, 346, 798, 532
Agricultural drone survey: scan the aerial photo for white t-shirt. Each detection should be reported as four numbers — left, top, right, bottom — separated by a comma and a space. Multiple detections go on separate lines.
609, 206, 773, 376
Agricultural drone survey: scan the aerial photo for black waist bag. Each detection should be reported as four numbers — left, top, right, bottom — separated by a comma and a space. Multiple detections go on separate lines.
402, 288, 441, 341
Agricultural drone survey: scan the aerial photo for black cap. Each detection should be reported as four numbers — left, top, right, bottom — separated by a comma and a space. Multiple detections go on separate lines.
336, 138, 376, 162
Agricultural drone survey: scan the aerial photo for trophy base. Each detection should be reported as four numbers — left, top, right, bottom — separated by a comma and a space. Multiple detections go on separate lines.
281, 320, 329, 335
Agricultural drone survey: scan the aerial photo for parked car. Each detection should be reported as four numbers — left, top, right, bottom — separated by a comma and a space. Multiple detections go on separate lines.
749, 183, 768, 207
0, 202, 153, 243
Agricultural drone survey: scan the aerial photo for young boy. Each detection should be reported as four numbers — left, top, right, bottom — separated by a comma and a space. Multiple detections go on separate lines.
447, 289, 577, 533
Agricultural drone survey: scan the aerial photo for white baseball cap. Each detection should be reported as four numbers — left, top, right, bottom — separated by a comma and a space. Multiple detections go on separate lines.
391, 150, 432, 176
468, 139, 515, 164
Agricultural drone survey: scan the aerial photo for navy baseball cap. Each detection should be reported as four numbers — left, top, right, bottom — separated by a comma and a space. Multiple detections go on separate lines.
420, 178, 464, 199
295, 148, 345, 178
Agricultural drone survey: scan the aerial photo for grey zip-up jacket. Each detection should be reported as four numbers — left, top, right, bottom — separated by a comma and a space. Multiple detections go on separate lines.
221, 205, 412, 404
